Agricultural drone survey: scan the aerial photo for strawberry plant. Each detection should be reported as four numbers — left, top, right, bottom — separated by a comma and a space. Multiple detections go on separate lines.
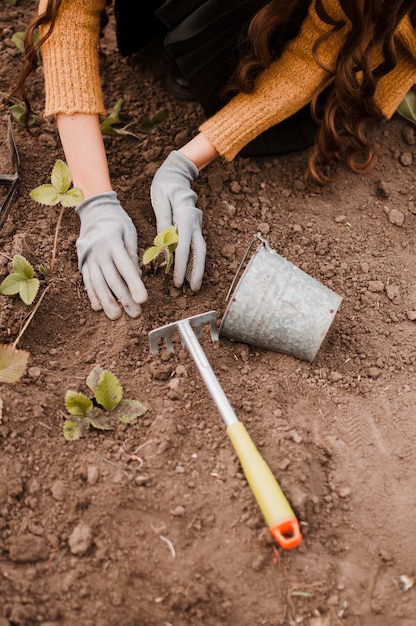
143, 226, 178, 274
63, 365, 148, 441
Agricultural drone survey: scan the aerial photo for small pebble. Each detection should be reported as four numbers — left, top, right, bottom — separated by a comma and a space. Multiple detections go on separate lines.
388, 208, 404, 226
87, 466, 100, 485
399, 151, 413, 166
171, 505, 186, 517
368, 281, 384, 293
68, 522, 93, 556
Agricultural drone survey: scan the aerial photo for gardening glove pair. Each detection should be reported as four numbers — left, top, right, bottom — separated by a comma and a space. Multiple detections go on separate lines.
76, 191, 148, 320
150, 150, 206, 291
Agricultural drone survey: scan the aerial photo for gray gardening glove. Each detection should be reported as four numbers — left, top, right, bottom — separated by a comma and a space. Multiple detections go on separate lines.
150, 150, 206, 291
76, 191, 148, 320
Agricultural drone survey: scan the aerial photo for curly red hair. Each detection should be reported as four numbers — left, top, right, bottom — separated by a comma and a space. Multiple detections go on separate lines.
227, 0, 416, 187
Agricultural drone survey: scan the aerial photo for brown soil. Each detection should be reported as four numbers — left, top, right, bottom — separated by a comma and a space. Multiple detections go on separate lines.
1, 3, 416, 626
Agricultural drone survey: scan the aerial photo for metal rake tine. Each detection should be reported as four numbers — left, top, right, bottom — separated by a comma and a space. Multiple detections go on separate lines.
148, 311, 219, 355
187, 311, 219, 342
149, 326, 177, 354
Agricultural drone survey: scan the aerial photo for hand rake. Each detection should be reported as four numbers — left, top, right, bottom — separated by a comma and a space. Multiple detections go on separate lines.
149, 310, 302, 550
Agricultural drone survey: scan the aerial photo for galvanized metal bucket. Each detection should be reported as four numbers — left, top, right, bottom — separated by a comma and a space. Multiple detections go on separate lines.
219, 234, 342, 362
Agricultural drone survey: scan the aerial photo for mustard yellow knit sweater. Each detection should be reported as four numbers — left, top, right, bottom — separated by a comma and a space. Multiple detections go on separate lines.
39, 0, 416, 161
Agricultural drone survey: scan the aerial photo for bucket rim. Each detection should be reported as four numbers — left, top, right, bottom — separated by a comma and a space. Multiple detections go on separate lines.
224, 232, 272, 302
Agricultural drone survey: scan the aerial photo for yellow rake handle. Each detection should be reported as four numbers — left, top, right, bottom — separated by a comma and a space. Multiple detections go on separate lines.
227, 422, 302, 550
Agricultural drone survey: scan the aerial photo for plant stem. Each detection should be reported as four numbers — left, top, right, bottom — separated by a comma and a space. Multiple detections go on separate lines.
12, 283, 51, 348
50, 206, 65, 271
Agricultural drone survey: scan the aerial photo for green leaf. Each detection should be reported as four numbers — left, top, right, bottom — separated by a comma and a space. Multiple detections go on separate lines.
65, 390, 93, 416
86, 365, 104, 394
397, 90, 416, 125
100, 98, 123, 135
0, 345, 29, 383
95, 370, 123, 411
19, 277, 39, 305
0, 273, 23, 296
13, 255, 34, 279
139, 108, 168, 131
30, 184, 61, 206
165, 230, 179, 248
112, 399, 148, 424
9, 104, 35, 128
143, 227, 178, 268
154, 226, 178, 249
63, 419, 82, 441
51, 159, 72, 193
142, 246, 161, 265
59, 187, 84, 208
11, 31, 25, 53
1, 256, 39, 304
149, 109, 168, 126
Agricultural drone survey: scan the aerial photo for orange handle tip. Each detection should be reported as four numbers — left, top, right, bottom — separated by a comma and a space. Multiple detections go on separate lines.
270, 517, 302, 550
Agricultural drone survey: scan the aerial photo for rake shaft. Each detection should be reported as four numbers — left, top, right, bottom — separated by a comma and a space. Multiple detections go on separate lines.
149, 310, 302, 549
177, 319, 239, 427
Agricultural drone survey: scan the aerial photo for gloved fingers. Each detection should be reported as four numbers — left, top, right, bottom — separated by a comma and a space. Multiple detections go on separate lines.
186, 231, 206, 292
122, 225, 140, 266
150, 185, 174, 233
81, 264, 103, 312
112, 245, 148, 305
81, 263, 124, 320
99, 259, 144, 319
173, 227, 192, 288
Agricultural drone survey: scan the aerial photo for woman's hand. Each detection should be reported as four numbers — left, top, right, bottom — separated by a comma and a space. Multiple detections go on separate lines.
76, 192, 148, 319
150, 151, 205, 291
150, 134, 218, 291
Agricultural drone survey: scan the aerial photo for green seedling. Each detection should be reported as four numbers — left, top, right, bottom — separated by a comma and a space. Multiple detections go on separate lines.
11, 29, 41, 64
143, 226, 178, 274
0, 254, 50, 383
63, 365, 148, 441
8, 103, 35, 128
30, 159, 84, 269
138, 108, 168, 133
1, 93, 39, 127
100, 99, 168, 138
0, 254, 39, 305
11, 31, 25, 53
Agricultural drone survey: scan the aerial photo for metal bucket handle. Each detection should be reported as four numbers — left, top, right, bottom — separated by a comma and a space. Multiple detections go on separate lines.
225, 232, 273, 302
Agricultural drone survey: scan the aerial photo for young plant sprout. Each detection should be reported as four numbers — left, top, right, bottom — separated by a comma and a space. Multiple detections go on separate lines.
143, 226, 178, 274
63, 365, 148, 441
100, 98, 168, 138
0, 254, 39, 305
0, 256, 50, 383
30, 159, 84, 269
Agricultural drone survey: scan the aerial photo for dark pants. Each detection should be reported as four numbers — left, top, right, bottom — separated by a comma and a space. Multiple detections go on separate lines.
113, 0, 317, 156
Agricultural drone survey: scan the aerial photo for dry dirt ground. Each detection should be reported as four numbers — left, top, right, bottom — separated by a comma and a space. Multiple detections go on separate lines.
1, 2, 416, 626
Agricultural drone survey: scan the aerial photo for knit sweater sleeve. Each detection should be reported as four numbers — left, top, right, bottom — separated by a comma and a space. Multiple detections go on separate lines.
39, 0, 106, 116
199, 0, 416, 161
199, 0, 345, 160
